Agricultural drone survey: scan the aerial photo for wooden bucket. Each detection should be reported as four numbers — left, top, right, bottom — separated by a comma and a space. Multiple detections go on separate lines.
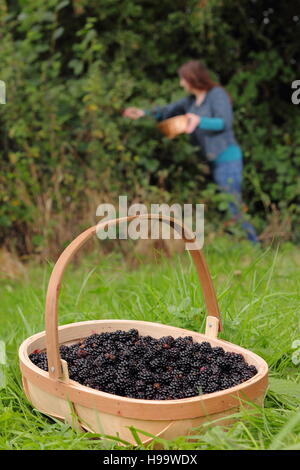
19, 214, 268, 445
157, 115, 188, 139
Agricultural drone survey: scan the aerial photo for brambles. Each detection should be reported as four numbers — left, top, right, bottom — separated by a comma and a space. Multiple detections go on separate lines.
29, 329, 257, 400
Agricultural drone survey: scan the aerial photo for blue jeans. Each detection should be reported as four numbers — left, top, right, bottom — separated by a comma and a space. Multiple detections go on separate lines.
212, 159, 258, 243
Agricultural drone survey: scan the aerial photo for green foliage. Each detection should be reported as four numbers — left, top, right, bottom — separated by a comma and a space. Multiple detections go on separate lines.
0, 0, 300, 255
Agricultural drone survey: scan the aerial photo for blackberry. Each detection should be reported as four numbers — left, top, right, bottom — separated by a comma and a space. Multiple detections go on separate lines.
159, 336, 175, 346
248, 365, 258, 375
105, 383, 117, 394
219, 376, 232, 390
128, 328, 139, 338
29, 330, 258, 400
198, 342, 212, 354
159, 372, 173, 384
204, 381, 219, 393
135, 379, 146, 390
216, 356, 230, 370
228, 372, 242, 387
29, 351, 48, 371
120, 348, 131, 359
149, 358, 162, 370
174, 337, 190, 350
142, 351, 156, 362
225, 352, 244, 365
168, 349, 179, 360
212, 346, 225, 357
59, 345, 70, 358
184, 388, 196, 398
138, 369, 154, 383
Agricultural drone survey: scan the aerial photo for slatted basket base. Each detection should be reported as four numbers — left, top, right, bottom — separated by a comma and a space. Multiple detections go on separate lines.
19, 215, 268, 445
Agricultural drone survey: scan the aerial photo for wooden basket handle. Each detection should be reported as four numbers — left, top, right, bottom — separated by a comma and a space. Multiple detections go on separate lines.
45, 214, 222, 380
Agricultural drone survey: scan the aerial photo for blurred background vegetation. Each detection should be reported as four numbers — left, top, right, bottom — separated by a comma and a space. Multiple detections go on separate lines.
1, 0, 300, 260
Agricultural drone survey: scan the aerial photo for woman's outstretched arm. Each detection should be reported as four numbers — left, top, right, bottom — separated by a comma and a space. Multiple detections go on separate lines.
144, 96, 188, 121
123, 96, 188, 121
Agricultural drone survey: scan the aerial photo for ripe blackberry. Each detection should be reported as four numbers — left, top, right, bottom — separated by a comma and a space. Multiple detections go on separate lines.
142, 351, 156, 363
135, 379, 145, 390
212, 346, 225, 357
120, 348, 131, 359
137, 369, 154, 383
225, 352, 244, 365
204, 381, 219, 393
219, 377, 232, 390
149, 358, 162, 370
128, 328, 139, 338
159, 336, 175, 346
168, 349, 179, 360
215, 356, 230, 370
248, 365, 258, 375
29, 351, 48, 371
105, 382, 117, 394
174, 337, 189, 350
228, 373, 242, 387
159, 372, 173, 384
117, 367, 131, 381
240, 366, 257, 381
198, 342, 212, 354
59, 345, 70, 357
29, 330, 258, 400
183, 388, 196, 398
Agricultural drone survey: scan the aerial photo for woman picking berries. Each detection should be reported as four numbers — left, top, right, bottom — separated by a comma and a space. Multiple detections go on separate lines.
123, 60, 258, 243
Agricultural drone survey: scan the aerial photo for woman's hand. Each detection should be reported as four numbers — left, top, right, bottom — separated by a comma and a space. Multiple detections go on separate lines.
122, 107, 145, 119
185, 113, 201, 134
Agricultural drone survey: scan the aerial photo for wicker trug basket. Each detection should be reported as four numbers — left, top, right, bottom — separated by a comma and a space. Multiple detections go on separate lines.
157, 115, 188, 139
19, 214, 268, 445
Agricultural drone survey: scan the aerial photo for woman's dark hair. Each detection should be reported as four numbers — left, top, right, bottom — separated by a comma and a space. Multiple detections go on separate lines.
177, 60, 218, 91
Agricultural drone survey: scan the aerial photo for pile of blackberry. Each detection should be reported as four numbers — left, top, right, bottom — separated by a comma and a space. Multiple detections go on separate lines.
29, 329, 257, 400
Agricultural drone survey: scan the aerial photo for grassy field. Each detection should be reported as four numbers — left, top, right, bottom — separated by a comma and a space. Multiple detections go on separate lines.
1, 238, 300, 450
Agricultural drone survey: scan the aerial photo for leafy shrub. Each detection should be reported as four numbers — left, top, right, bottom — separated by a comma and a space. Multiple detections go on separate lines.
0, 0, 299, 256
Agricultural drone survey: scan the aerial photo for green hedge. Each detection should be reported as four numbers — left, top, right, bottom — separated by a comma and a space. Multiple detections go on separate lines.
1, 0, 299, 255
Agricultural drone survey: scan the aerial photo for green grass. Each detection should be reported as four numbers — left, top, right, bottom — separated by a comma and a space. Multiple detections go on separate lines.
1, 238, 300, 450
